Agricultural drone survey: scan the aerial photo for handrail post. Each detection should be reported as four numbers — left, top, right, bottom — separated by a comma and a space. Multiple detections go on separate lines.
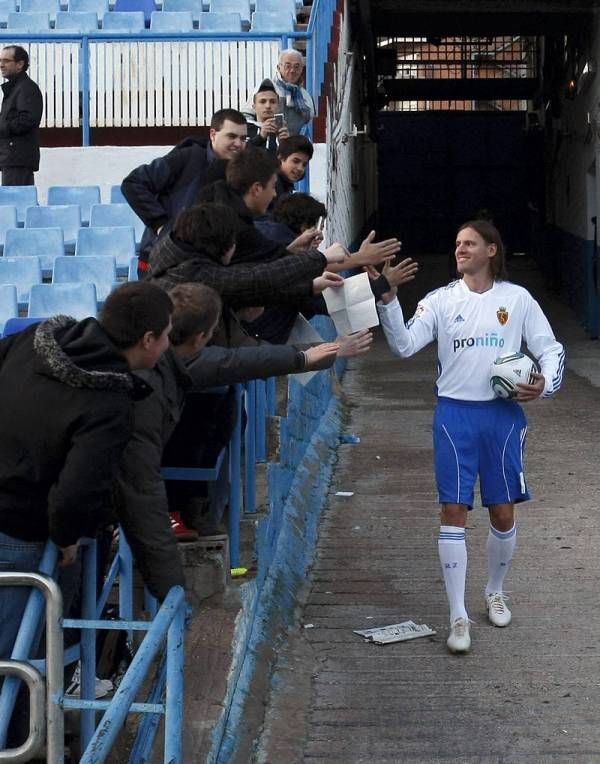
256, 379, 267, 463
0, 660, 45, 763
0, 571, 64, 764
81, 36, 90, 146
164, 603, 185, 763
0, 542, 58, 749
228, 385, 243, 568
244, 381, 257, 514
79, 540, 98, 752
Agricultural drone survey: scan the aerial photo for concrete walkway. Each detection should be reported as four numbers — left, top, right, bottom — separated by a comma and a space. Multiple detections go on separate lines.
256, 256, 600, 763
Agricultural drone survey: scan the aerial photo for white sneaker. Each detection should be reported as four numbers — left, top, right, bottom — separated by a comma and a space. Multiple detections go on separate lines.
486, 592, 512, 627
66, 665, 113, 699
446, 617, 471, 653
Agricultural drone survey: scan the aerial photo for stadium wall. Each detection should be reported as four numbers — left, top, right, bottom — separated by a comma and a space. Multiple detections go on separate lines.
543, 14, 600, 336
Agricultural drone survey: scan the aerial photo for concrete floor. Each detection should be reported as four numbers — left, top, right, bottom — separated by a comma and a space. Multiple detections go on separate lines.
256, 256, 600, 763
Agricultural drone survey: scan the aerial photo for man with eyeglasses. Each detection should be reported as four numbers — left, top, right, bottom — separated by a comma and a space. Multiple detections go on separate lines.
0, 45, 43, 186
244, 49, 315, 136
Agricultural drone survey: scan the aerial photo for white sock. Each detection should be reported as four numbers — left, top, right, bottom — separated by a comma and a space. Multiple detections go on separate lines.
438, 525, 468, 623
485, 523, 517, 596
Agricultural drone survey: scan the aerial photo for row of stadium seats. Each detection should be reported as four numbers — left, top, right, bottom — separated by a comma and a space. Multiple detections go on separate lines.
0, 184, 126, 223
0, 204, 143, 251
0, 0, 299, 30
0, 252, 137, 303
1, 280, 110, 329
0, 225, 138, 270
3, 9, 294, 31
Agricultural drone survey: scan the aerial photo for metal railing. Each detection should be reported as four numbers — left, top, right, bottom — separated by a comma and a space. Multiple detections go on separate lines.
0, 0, 337, 140
0, 533, 186, 763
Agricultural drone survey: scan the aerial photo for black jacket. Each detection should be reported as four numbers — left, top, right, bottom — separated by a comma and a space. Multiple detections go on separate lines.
0, 317, 149, 546
197, 180, 303, 264
148, 232, 326, 307
121, 138, 225, 258
0, 71, 43, 170
115, 343, 319, 600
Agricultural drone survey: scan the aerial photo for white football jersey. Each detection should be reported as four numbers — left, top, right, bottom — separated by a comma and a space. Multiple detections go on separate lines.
378, 279, 565, 401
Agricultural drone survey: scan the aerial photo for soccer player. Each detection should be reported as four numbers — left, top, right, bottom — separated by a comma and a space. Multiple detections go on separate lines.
377, 219, 565, 654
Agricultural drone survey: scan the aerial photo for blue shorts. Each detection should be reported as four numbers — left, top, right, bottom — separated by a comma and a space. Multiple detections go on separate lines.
433, 397, 530, 509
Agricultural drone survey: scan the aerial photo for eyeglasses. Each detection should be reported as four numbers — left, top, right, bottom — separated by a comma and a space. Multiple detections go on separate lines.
281, 63, 302, 71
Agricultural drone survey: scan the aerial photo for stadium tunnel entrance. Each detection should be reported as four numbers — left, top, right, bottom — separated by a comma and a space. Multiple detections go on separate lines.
352, 1, 600, 333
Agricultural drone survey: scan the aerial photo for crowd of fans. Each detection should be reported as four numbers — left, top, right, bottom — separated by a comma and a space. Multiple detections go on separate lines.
0, 47, 416, 750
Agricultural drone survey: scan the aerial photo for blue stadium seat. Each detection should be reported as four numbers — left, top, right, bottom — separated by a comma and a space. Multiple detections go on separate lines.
250, 10, 293, 30
254, 0, 295, 14
127, 255, 139, 281
2, 316, 43, 336
53, 255, 116, 302
25, 205, 81, 253
0, 0, 17, 28
76, 226, 135, 273
4, 228, 64, 275
47, 185, 101, 225
29, 282, 98, 320
113, 0, 156, 25
68, 0, 107, 15
102, 10, 145, 30
55, 11, 98, 31
89, 204, 144, 250
0, 186, 37, 226
198, 9, 241, 30
0, 205, 17, 252
110, 185, 127, 204
209, 0, 250, 26
162, 0, 202, 24
0, 256, 42, 306
7, 11, 50, 29
150, 10, 193, 31
0, 284, 18, 335
20, 0, 59, 21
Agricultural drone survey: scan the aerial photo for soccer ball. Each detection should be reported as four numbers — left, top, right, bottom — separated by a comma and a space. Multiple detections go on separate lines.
490, 352, 537, 399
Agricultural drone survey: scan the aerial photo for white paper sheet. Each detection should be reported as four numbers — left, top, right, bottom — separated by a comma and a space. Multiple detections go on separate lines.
322, 272, 379, 335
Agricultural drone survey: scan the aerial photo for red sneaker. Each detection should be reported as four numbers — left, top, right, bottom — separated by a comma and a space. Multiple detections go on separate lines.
169, 512, 199, 541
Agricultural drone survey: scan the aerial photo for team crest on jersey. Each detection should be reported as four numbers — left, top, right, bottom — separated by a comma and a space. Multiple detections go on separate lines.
496, 306, 509, 325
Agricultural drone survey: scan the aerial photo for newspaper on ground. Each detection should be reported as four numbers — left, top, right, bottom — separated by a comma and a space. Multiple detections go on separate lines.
322, 272, 379, 335
286, 314, 325, 386
353, 620, 436, 644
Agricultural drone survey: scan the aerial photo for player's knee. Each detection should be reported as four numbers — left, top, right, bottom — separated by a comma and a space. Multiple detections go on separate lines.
488, 503, 514, 531
440, 503, 467, 527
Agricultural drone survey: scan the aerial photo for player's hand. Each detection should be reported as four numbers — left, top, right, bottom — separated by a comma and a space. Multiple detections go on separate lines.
58, 542, 80, 567
336, 329, 373, 358
313, 271, 344, 294
356, 230, 402, 266
303, 342, 340, 370
288, 227, 322, 253
324, 242, 350, 263
383, 257, 419, 288
515, 372, 545, 401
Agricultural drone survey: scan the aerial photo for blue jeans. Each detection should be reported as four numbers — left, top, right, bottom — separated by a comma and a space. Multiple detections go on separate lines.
0, 532, 45, 660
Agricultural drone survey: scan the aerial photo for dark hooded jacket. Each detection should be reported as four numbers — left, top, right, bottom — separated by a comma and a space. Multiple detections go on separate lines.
0, 316, 149, 546
0, 71, 43, 170
114, 342, 324, 600
148, 231, 326, 308
121, 137, 226, 259
196, 179, 304, 264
